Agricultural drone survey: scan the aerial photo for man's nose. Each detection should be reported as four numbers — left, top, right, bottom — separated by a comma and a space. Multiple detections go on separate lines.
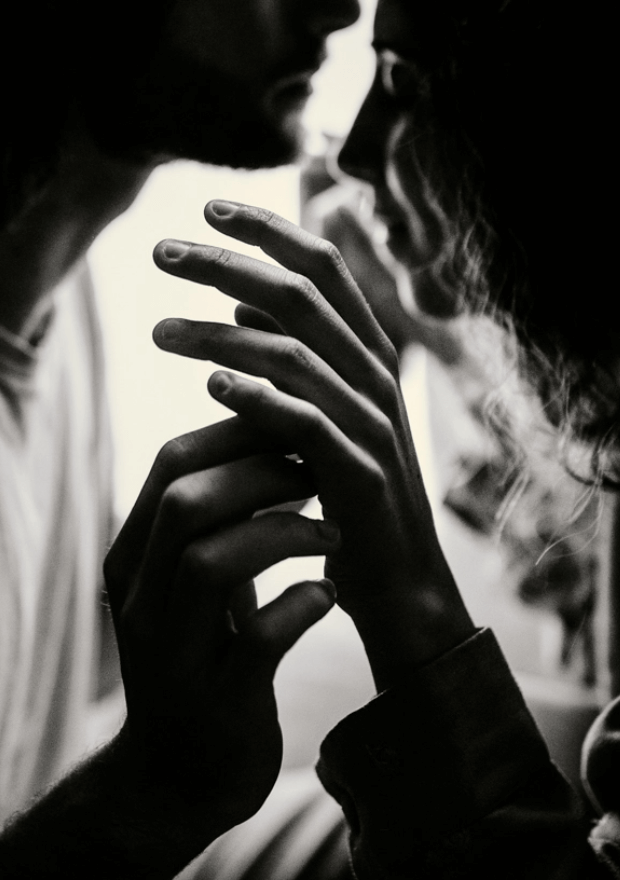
304, 0, 361, 37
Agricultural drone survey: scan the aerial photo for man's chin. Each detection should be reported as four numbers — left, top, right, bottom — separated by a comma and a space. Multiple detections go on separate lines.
81, 57, 307, 172
90, 115, 302, 175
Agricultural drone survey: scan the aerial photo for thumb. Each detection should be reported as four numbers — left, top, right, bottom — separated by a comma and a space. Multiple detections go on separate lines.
237, 579, 336, 666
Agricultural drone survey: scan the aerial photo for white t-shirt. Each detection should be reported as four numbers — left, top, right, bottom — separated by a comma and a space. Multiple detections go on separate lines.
0, 260, 115, 822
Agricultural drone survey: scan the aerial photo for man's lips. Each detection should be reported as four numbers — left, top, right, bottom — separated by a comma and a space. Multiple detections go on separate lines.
273, 71, 317, 92
272, 46, 327, 90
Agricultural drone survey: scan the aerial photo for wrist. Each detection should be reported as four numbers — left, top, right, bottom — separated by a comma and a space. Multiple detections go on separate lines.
111, 723, 229, 835
346, 564, 476, 692
99, 729, 226, 864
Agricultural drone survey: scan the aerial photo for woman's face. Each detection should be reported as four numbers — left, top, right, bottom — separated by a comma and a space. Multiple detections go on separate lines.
339, 0, 459, 316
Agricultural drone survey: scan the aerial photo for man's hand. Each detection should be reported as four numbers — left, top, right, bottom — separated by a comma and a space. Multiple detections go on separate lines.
104, 416, 338, 839
152, 203, 476, 691
0, 417, 337, 879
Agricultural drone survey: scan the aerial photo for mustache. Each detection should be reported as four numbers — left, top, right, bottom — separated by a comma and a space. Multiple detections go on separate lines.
270, 40, 327, 83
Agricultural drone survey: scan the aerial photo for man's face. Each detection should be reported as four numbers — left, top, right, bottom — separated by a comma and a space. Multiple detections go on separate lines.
83, 0, 360, 169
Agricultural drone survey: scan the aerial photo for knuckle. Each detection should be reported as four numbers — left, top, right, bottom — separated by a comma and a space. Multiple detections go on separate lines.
246, 205, 276, 226
372, 409, 397, 450
160, 474, 212, 527
280, 335, 313, 373
160, 480, 192, 519
364, 459, 389, 502
179, 542, 215, 583
153, 435, 188, 483
299, 402, 326, 444
316, 238, 346, 276
382, 432, 403, 475
282, 270, 319, 310
245, 205, 279, 246
373, 362, 401, 414
380, 338, 400, 374
208, 246, 232, 268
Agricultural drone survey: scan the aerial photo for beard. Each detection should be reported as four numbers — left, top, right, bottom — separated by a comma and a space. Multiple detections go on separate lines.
78, 41, 306, 171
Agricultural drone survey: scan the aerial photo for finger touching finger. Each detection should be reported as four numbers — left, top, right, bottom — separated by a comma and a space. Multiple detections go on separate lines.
161, 512, 338, 654
165, 510, 339, 613
237, 578, 336, 664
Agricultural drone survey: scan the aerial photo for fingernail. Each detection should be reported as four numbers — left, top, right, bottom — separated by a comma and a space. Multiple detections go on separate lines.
210, 372, 233, 395
157, 319, 184, 341
317, 519, 340, 543
209, 200, 239, 219
162, 240, 191, 260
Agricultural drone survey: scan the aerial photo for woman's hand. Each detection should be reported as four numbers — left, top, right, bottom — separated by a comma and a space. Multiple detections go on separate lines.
152, 202, 475, 689
103, 416, 338, 840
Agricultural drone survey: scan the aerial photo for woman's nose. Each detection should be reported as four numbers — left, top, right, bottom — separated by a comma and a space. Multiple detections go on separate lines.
337, 85, 391, 186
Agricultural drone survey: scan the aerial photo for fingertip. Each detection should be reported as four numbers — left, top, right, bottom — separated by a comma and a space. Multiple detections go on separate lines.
152, 319, 166, 343
292, 578, 337, 623
205, 200, 242, 223
208, 370, 234, 398
285, 578, 337, 624
152, 240, 166, 265
241, 578, 336, 661
153, 239, 192, 264
152, 318, 184, 347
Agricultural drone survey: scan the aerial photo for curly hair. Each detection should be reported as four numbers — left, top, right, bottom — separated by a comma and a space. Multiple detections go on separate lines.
400, 0, 619, 485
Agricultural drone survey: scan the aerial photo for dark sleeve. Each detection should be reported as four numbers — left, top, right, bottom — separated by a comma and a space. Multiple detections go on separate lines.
316, 629, 610, 879
582, 697, 620, 877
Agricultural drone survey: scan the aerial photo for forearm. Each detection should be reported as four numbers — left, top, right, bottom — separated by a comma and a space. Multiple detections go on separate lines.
0, 733, 220, 880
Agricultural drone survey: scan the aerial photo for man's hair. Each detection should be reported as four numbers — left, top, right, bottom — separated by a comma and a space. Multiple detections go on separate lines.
2, 4, 65, 227
402, 0, 618, 484
1, 0, 173, 229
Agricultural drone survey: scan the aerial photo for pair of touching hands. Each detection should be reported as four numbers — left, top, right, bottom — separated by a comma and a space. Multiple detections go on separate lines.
104, 202, 474, 839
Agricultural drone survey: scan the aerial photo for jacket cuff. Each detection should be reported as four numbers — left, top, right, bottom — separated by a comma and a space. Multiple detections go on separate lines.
316, 628, 549, 858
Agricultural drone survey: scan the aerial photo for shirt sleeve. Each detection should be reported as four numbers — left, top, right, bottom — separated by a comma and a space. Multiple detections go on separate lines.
316, 628, 607, 879
582, 696, 620, 878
